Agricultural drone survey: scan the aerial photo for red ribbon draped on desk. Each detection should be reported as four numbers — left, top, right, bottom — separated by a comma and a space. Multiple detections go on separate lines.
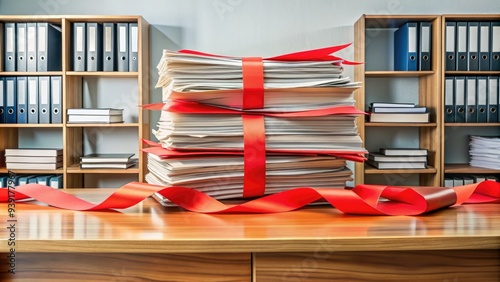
0, 181, 499, 215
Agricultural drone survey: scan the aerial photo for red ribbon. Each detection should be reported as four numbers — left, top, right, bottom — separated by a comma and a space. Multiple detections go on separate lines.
1, 181, 498, 215
242, 115, 266, 197
242, 57, 264, 109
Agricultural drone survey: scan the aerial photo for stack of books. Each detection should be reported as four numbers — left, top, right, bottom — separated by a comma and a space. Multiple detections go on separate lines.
367, 148, 428, 169
147, 45, 367, 206
368, 102, 429, 123
80, 153, 137, 169
67, 108, 124, 124
5, 148, 63, 170
469, 136, 500, 170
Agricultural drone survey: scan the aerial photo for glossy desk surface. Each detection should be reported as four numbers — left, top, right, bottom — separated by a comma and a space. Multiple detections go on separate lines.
0, 189, 499, 253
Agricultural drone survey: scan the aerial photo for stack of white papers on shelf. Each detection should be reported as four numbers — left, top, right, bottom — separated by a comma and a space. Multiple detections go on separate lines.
80, 153, 137, 169
469, 136, 500, 170
368, 102, 429, 123
67, 108, 124, 124
5, 148, 63, 170
147, 45, 366, 204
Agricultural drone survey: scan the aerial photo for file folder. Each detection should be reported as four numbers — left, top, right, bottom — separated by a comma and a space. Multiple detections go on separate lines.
129, 23, 138, 71
26, 22, 37, 72
117, 23, 129, 72
86, 23, 103, 71
19, 175, 36, 186
456, 22, 467, 71
102, 23, 116, 71
467, 22, 479, 71
491, 22, 500, 71
487, 76, 498, 123
72, 22, 86, 71
476, 76, 487, 123
479, 22, 490, 71
5, 77, 17, 123
37, 23, 62, 72
49, 175, 63, 189
455, 76, 466, 123
4, 23, 16, 71
418, 22, 431, 71
16, 23, 27, 72
17, 76, 28, 124
28, 76, 39, 124
39, 76, 51, 124
394, 22, 418, 71
444, 77, 455, 123
0, 77, 4, 123
465, 76, 477, 122
0, 176, 6, 188
445, 22, 456, 71
37, 175, 52, 186
50, 76, 62, 124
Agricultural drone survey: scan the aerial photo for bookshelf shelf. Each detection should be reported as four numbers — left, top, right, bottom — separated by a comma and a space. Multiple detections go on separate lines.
444, 164, 500, 174
444, 123, 500, 127
444, 71, 500, 75
65, 71, 139, 77
66, 164, 140, 174
366, 122, 437, 127
0, 168, 65, 174
365, 71, 434, 77
0, 124, 64, 128
65, 123, 140, 128
0, 15, 150, 189
0, 71, 64, 76
364, 165, 437, 175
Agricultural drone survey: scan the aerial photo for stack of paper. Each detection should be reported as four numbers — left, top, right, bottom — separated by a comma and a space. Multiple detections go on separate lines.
80, 153, 137, 169
368, 102, 429, 123
5, 148, 63, 170
156, 48, 360, 111
469, 136, 500, 170
147, 45, 366, 205
67, 108, 124, 124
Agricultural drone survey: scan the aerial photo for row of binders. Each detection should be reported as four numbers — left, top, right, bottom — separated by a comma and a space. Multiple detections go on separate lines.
444, 76, 499, 123
445, 21, 500, 71
3, 22, 62, 72
444, 176, 498, 188
72, 22, 138, 72
394, 22, 432, 71
0, 76, 62, 124
0, 174, 62, 189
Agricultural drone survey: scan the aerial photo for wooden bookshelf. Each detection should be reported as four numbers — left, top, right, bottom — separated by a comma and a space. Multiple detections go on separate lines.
354, 15, 442, 186
440, 14, 500, 184
0, 15, 150, 189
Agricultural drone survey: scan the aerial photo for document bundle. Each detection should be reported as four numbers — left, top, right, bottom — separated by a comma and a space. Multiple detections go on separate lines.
368, 102, 429, 123
67, 108, 124, 124
445, 21, 500, 71
146, 44, 367, 205
3, 22, 62, 72
71, 22, 138, 71
394, 21, 432, 71
0, 76, 62, 124
469, 135, 500, 170
444, 76, 499, 123
80, 153, 137, 169
367, 148, 428, 170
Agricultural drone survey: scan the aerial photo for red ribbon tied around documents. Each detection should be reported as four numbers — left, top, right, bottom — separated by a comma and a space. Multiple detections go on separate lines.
1, 181, 499, 215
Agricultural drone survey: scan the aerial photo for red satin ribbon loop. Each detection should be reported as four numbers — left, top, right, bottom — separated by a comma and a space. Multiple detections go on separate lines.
242, 114, 266, 197
242, 57, 264, 109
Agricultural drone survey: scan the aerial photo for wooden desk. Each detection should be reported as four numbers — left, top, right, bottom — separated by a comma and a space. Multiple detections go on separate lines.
0, 189, 499, 281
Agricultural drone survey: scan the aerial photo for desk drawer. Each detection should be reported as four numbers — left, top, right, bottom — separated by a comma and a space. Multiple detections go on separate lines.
1, 253, 251, 281
255, 250, 500, 281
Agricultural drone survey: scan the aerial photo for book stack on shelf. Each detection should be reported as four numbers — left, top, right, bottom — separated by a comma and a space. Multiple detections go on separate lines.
67, 108, 124, 124
367, 148, 428, 170
4, 148, 63, 170
368, 102, 429, 123
469, 136, 500, 170
80, 153, 137, 169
